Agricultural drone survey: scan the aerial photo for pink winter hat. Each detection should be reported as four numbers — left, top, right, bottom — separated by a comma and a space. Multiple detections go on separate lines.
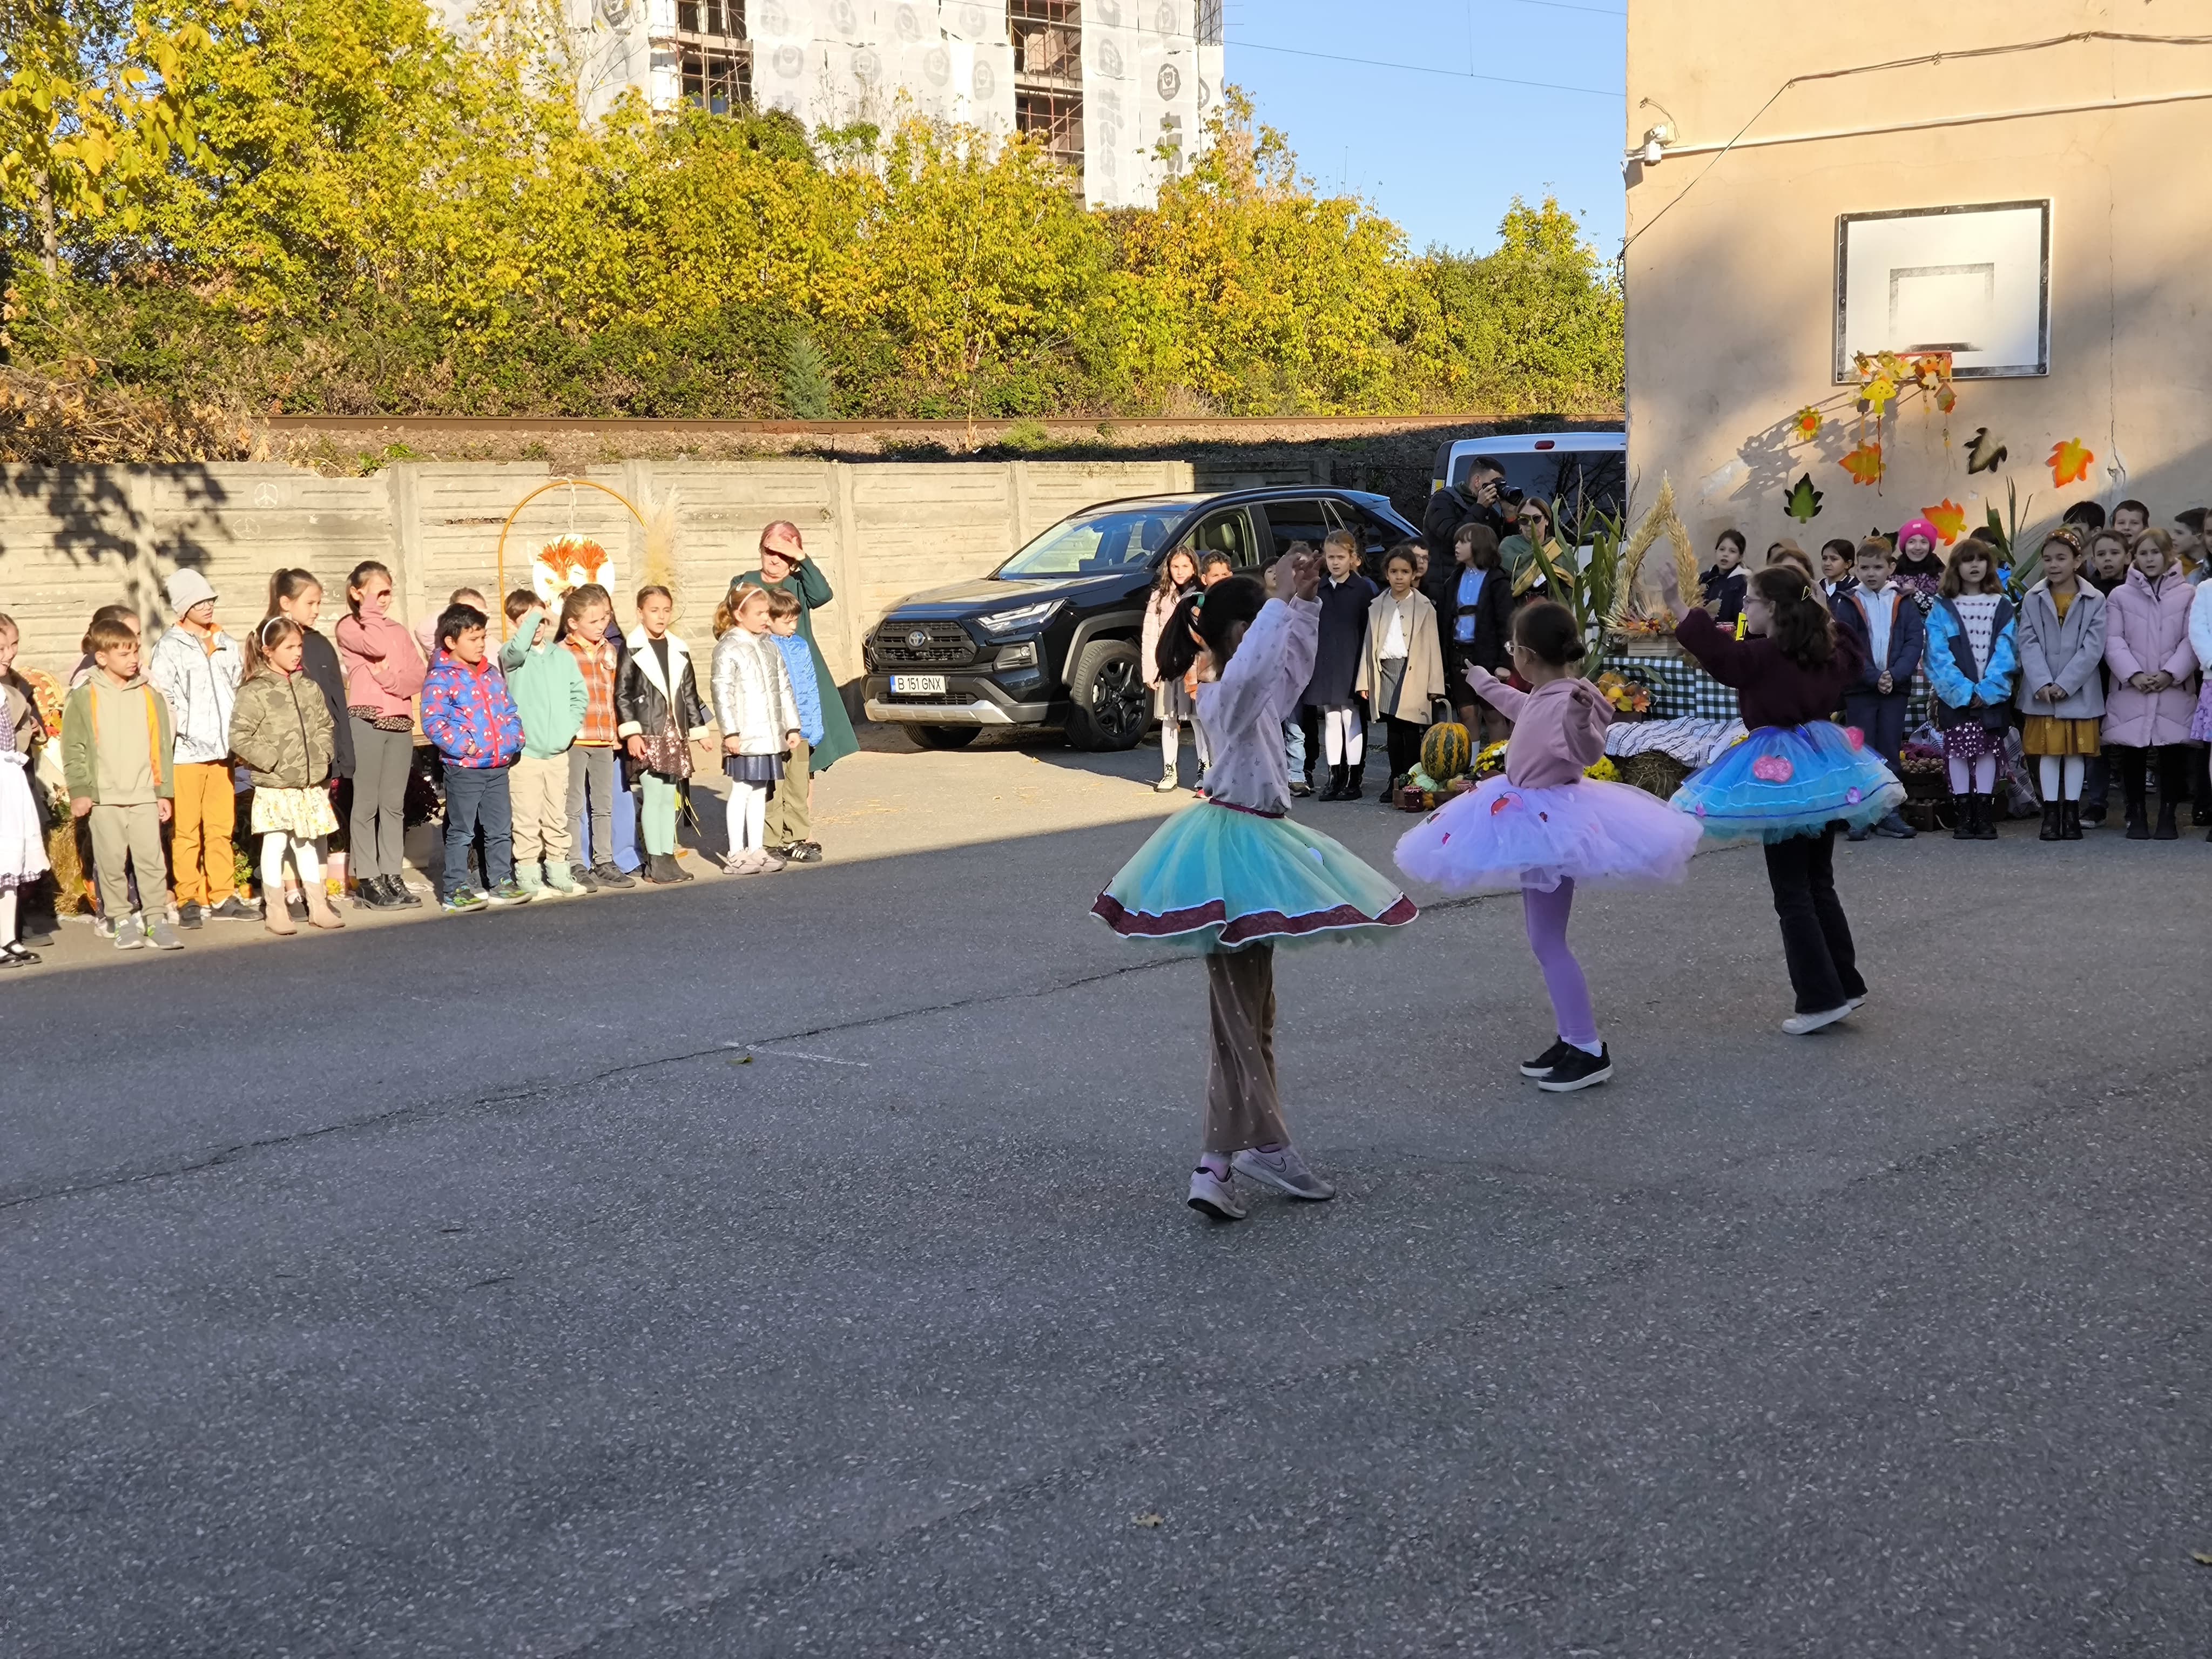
1896, 516, 1943, 549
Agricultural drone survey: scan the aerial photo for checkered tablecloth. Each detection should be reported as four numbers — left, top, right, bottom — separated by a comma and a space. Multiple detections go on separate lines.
1597, 653, 1931, 726
1596, 653, 1740, 722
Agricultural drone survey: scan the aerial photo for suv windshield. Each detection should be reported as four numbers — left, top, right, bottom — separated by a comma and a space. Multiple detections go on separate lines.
998, 507, 1183, 578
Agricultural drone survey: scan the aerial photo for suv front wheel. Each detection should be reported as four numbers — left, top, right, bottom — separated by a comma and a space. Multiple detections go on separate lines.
1063, 639, 1148, 752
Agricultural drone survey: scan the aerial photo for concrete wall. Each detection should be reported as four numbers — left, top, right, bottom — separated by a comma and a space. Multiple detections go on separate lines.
1624, 3, 2212, 562
0, 458, 1199, 686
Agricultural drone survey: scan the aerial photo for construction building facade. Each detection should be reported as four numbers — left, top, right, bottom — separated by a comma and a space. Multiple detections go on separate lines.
558, 0, 1225, 209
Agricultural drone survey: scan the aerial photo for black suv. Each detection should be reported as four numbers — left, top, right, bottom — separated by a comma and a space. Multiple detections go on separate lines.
862, 487, 1422, 751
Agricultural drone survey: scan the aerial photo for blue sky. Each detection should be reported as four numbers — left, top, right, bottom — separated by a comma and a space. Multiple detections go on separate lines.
1221, 0, 1628, 258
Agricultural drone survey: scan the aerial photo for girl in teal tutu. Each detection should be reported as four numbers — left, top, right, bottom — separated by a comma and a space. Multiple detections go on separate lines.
1655, 561, 1903, 1035
1092, 548, 1417, 1222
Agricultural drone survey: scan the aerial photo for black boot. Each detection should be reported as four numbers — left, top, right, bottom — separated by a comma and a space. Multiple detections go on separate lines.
1341, 758, 1366, 801
1952, 795, 1975, 840
1975, 793, 2000, 840
2038, 802, 2062, 842
2125, 802, 2150, 840
2155, 799, 2179, 840
1319, 763, 1346, 802
2061, 800, 2083, 840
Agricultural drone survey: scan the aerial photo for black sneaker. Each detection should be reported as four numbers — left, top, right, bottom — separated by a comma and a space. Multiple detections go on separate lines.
176, 901, 205, 930
569, 864, 601, 893
388, 876, 424, 908
1537, 1044, 1613, 1093
1520, 1038, 1572, 1078
590, 861, 636, 889
208, 895, 257, 921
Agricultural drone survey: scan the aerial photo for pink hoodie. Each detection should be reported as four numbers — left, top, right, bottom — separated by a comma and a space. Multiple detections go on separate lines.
1466, 666, 1613, 787
334, 610, 428, 719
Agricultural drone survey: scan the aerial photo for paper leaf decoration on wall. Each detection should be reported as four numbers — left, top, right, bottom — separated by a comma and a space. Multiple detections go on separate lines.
532, 535, 617, 609
1841, 442, 1885, 487
1924, 500, 1966, 545
1783, 473, 1824, 522
1792, 407, 1823, 443
1936, 386, 1957, 415
2048, 438, 2095, 487
1965, 428, 2007, 474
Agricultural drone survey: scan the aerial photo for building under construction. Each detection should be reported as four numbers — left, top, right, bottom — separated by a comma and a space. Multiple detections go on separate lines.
557, 0, 1224, 209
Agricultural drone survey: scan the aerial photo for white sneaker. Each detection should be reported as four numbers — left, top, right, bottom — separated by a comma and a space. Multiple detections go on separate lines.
758, 849, 787, 873
1232, 1143, 1336, 1201
1154, 775, 1180, 793
1186, 1166, 1246, 1221
1782, 1004, 1853, 1036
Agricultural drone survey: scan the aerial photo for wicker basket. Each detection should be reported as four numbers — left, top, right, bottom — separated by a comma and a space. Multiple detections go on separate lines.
1614, 751, 1691, 800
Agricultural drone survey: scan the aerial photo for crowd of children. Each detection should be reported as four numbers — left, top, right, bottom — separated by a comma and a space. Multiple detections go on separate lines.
0, 526, 842, 965
1166, 498, 2212, 852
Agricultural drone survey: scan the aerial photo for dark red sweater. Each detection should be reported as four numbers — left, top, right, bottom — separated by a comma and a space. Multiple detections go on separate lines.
1676, 607, 1858, 730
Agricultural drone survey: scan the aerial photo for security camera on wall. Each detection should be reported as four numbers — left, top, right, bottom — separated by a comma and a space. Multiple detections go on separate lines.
1835, 200, 2052, 380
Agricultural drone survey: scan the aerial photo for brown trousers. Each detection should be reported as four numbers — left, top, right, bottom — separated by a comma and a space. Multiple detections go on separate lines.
1203, 945, 1290, 1154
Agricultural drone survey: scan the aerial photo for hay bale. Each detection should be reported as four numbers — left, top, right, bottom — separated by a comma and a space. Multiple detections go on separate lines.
1615, 750, 1690, 800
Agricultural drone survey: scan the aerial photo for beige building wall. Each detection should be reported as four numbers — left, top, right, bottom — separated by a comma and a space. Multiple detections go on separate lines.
0, 457, 1198, 690
1624, 2, 2212, 565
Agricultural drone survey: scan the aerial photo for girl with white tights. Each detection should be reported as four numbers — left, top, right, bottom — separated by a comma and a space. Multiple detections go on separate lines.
711, 585, 802, 875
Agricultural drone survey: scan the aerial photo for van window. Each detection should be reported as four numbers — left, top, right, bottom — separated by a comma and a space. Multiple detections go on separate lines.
1449, 447, 1626, 538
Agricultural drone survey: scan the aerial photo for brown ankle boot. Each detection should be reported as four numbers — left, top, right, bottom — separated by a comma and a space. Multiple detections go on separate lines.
264, 896, 298, 936
302, 882, 346, 930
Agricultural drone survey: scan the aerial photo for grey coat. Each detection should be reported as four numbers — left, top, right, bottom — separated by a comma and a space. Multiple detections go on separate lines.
2013, 579, 2108, 720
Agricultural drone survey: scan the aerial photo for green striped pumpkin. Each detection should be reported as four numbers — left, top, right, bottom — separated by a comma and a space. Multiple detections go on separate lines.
1421, 721, 1473, 782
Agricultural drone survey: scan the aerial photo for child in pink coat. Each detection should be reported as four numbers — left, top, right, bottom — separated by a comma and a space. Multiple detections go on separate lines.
2103, 527, 2201, 839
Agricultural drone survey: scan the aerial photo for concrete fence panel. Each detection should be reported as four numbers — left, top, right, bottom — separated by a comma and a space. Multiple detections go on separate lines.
0, 457, 1196, 696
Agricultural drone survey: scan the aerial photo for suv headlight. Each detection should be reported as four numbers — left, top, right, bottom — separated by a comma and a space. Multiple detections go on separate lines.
976, 599, 1062, 635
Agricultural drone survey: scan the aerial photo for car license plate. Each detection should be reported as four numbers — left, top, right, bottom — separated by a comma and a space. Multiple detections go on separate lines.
891, 674, 947, 695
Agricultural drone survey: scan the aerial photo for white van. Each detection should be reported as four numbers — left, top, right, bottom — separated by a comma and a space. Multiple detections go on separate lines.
1429, 430, 1627, 532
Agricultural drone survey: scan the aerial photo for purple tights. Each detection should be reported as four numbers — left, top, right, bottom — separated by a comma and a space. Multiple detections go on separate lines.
1522, 879, 1599, 1049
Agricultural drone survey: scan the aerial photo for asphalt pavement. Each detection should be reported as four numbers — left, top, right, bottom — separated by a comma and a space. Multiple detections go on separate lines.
4, 738, 2210, 1657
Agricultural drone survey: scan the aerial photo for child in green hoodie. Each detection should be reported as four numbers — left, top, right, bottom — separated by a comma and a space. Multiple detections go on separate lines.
500, 590, 589, 897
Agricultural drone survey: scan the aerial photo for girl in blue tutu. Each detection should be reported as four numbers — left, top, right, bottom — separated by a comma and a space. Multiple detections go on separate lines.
1395, 602, 1703, 1092
1092, 549, 1417, 1222
1655, 561, 1904, 1035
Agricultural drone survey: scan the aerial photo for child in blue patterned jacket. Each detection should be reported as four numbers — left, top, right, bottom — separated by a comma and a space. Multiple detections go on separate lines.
420, 602, 527, 912
764, 588, 826, 863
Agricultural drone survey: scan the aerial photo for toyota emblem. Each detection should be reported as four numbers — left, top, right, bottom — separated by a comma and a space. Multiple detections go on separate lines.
907, 630, 930, 647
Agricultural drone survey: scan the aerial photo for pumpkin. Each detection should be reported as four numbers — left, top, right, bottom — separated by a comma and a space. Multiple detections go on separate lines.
1421, 721, 1473, 782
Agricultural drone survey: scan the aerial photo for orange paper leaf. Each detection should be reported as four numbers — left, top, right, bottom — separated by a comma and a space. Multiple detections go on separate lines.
2048, 438, 2095, 487
1924, 500, 1966, 545
1841, 442, 1885, 487
1792, 406, 1823, 443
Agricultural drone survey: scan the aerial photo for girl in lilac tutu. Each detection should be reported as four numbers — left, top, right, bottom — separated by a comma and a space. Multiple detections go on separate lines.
1093, 548, 1417, 1222
1395, 601, 1703, 1093
1656, 561, 1904, 1036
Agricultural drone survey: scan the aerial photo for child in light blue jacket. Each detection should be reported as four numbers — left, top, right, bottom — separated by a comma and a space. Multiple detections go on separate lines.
765, 589, 826, 862
1925, 542, 2018, 841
